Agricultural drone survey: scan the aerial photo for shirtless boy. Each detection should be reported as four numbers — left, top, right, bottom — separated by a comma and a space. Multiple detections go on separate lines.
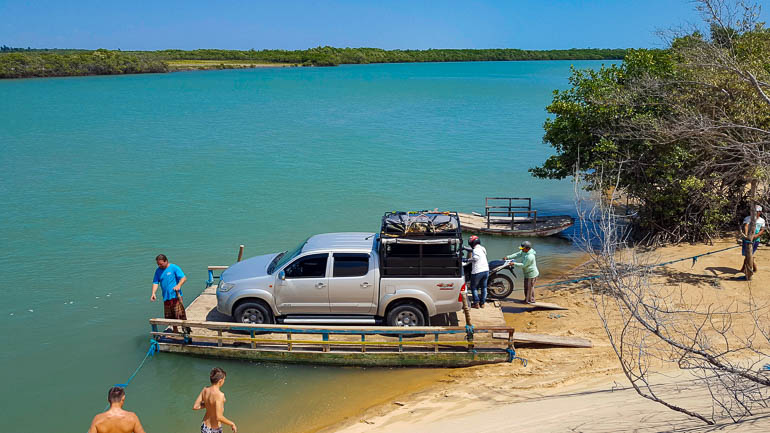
88, 387, 146, 433
193, 367, 237, 433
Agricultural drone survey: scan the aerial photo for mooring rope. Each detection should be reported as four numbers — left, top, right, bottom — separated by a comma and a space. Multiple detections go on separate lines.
533, 244, 741, 290
103, 339, 160, 410
506, 347, 528, 366
114, 339, 160, 388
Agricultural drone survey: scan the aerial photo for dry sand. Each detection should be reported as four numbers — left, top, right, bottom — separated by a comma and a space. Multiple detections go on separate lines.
318, 239, 770, 432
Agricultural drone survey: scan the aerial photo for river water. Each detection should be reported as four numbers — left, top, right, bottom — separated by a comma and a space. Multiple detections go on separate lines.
0, 60, 612, 432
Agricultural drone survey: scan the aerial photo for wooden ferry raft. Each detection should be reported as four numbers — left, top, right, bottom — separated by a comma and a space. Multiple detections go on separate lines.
150, 245, 592, 367
151, 319, 518, 367
458, 197, 573, 237
150, 280, 521, 367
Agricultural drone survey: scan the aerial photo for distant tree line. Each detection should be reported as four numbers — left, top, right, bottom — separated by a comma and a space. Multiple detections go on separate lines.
1, 45, 34, 52
148, 46, 628, 66
0, 49, 168, 78
0, 46, 628, 78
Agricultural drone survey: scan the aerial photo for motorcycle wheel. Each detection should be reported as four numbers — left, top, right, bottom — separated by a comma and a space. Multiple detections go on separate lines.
487, 274, 514, 299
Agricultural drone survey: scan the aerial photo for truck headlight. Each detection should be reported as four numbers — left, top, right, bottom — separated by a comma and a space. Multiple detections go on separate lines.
218, 281, 235, 292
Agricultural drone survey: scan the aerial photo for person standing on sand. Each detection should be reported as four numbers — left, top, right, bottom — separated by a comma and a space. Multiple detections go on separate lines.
193, 367, 237, 433
505, 241, 539, 304
151, 253, 188, 332
88, 387, 146, 433
468, 235, 489, 309
742, 205, 766, 272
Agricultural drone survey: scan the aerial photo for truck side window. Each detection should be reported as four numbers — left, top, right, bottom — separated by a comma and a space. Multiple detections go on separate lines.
333, 253, 370, 277
284, 254, 328, 279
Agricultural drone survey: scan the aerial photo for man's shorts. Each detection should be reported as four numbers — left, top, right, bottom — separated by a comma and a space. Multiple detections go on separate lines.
742, 240, 760, 256
163, 297, 187, 320
201, 423, 222, 433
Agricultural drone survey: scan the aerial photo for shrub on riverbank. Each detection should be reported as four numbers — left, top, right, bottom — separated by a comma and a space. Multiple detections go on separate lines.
533, 21, 770, 242
0, 49, 168, 78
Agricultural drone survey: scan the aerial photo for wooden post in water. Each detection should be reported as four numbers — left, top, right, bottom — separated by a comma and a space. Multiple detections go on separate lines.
461, 294, 473, 326
237, 245, 244, 262
462, 249, 474, 326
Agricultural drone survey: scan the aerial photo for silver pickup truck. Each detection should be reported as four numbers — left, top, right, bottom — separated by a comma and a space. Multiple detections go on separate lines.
216, 232, 465, 326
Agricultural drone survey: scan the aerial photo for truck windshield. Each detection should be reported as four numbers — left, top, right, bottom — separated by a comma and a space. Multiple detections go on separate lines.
267, 239, 308, 274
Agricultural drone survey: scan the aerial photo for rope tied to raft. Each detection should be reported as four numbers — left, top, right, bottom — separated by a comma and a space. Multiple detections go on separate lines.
506, 347, 528, 366
103, 339, 159, 410
535, 245, 741, 290
464, 324, 474, 341
114, 339, 160, 388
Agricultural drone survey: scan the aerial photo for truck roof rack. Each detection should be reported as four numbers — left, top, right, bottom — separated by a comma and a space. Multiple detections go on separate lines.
379, 237, 460, 245
380, 211, 463, 240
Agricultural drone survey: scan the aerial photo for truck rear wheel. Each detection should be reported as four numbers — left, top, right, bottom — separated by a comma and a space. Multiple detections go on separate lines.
386, 303, 426, 327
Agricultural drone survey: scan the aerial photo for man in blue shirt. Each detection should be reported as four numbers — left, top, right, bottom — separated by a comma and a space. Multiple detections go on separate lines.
151, 254, 188, 332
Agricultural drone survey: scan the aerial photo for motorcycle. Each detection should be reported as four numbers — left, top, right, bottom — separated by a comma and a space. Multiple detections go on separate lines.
462, 248, 517, 299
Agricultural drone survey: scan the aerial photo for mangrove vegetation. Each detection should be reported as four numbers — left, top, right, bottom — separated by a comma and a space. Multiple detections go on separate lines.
533, 2, 770, 243
0, 46, 627, 79
0, 49, 168, 78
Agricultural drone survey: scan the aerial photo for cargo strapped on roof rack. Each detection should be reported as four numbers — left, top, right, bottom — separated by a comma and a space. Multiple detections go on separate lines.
380, 211, 462, 239
379, 211, 464, 278
380, 237, 461, 245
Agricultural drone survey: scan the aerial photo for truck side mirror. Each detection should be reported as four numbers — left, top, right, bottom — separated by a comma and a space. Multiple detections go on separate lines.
278, 271, 286, 281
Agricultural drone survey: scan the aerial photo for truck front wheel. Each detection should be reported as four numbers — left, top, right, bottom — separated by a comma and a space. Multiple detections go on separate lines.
386, 303, 426, 327
233, 301, 274, 325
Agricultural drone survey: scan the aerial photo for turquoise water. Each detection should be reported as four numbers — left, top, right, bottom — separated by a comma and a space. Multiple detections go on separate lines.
0, 61, 612, 432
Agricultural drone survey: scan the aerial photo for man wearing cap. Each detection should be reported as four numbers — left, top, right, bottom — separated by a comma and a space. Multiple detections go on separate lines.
742, 205, 766, 273
505, 241, 539, 304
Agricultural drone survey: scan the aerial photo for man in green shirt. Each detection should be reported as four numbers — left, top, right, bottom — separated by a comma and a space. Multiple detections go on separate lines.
505, 241, 539, 304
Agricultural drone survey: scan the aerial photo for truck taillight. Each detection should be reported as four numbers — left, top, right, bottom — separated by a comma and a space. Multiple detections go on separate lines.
458, 283, 466, 302
461, 283, 466, 292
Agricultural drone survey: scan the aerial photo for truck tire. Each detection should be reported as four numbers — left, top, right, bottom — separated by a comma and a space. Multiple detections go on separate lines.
386, 303, 426, 327
233, 301, 274, 325
488, 274, 514, 299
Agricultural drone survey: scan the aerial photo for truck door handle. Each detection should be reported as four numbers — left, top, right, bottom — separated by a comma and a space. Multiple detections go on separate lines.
315, 283, 326, 289
361, 282, 370, 288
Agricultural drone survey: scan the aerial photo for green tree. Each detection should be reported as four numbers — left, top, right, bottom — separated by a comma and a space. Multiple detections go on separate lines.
532, 2, 769, 243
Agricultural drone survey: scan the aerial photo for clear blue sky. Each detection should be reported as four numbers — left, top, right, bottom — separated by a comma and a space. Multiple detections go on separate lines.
0, 0, 760, 50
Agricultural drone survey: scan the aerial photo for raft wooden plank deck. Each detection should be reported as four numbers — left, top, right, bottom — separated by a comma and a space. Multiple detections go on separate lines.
149, 286, 517, 367
458, 212, 574, 237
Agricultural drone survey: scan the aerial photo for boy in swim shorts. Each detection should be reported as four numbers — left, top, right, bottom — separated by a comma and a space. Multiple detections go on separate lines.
193, 367, 237, 433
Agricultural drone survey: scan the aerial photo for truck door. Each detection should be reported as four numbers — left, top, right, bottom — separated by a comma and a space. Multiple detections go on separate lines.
275, 253, 330, 314
328, 253, 376, 314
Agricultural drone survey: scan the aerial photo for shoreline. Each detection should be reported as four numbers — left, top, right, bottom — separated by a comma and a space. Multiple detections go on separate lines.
316, 239, 770, 432
0, 55, 624, 80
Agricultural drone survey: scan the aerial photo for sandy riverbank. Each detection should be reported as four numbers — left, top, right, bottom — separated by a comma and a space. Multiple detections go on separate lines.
166, 60, 299, 71
317, 238, 770, 432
